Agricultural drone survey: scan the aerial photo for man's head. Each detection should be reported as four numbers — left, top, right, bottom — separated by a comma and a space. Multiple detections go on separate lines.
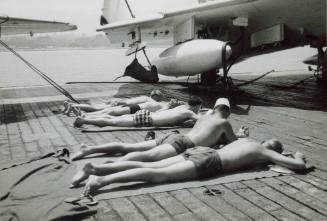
213, 98, 231, 118
187, 97, 202, 112
262, 139, 284, 153
150, 90, 163, 101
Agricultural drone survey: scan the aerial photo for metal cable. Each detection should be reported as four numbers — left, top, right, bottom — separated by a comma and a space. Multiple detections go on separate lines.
0, 39, 79, 103
124, 0, 136, 18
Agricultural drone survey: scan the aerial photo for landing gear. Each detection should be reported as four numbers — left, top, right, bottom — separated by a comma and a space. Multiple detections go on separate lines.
218, 75, 234, 90
309, 47, 327, 84
220, 42, 234, 90
199, 42, 234, 90
317, 47, 327, 84
200, 70, 218, 86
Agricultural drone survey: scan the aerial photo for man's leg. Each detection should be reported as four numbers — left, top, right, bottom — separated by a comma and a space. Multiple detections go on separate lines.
71, 155, 185, 186
83, 109, 108, 116
74, 115, 134, 127
104, 106, 131, 116
117, 144, 179, 162
71, 140, 158, 160
73, 104, 103, 112
84, 160, 197, 194
62, 101, 71, 113
82, 114, 115, 119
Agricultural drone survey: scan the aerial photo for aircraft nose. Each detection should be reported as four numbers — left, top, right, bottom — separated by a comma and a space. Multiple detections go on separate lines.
225, 45, 232, 60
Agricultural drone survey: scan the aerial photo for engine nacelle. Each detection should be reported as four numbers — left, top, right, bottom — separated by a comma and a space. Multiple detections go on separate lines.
152, 39, 232, 77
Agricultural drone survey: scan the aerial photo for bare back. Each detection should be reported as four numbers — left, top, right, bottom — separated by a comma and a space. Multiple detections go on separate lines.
187, 114, 232, 147
152, 105, 194, 126
124, 96, 154, 105
139, 102, 166, 112
218, 138, 265, 171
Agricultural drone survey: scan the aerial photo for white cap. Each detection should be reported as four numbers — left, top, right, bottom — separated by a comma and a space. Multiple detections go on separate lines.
214, 98, 230, 109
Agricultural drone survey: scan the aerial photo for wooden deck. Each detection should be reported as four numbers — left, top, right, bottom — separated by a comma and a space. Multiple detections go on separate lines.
1, 71, 327, 221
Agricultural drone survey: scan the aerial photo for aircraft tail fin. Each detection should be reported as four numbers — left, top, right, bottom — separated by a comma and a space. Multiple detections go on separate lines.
101, 0, 199, 25
101, 0, 132, 25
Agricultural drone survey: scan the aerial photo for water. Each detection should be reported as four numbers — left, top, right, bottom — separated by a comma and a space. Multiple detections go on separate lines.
0, 46, 316, 88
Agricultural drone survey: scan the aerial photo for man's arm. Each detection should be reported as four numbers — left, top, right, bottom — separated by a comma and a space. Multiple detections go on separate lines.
99, 98, 121, 105
189, 112, 200, 122
155, 103, 171, 112
181, 112, 199, 127
222, 121, 238, 143
119, 96, 152, 105
202, 109, 213, 115
264, 150, 307, 170
221, 122, 249, 144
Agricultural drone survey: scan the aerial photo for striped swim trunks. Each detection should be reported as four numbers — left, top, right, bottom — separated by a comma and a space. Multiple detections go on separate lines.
133, 109, 153, 127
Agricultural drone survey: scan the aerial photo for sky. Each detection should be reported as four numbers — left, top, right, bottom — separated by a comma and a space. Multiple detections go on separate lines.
0, 0, 200, 36
0, 0, 103, 35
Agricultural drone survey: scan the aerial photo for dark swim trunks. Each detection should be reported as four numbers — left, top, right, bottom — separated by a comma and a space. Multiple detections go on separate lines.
124, 104, 141, 114
156, 133, 195, 153
183, 146, 223, 179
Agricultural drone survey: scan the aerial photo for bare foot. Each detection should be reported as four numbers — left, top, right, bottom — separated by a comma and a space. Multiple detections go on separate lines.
70, 162, 95, 188
83, 175, 103, 195
72, 107, 82, 116
65, 103, 73, 116
71, 144, 89, 161
74, 117, 84, 127
62, 101, 69, 113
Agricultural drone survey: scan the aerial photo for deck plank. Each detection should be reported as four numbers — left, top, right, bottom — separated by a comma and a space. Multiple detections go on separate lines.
0, 75, 326, 221
108, 198, 147, 221
295, 174, 327, 191
244, 179, 327, 221
226, 182, 306, 221
170, 189, 228, 221
150, 192, 199, 221
209, 184, 278, 221
261, 177, 327, 216
310, 170, 327, 181
277, 176, 327, 203
94, 201, 123, 221
129, 195, 173, 221
189, 187, 253, 221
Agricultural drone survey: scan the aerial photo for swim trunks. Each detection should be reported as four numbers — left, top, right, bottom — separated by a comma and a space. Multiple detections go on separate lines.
183, 146, 222, 179
133, 109, 153, 127
156, 133, 195, 153
124, 104, 141, 114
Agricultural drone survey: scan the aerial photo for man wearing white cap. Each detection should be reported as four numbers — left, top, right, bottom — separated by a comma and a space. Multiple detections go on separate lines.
71, 97, 249, 186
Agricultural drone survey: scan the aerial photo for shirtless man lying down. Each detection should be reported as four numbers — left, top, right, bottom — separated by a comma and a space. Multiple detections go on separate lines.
71, 98, 249, 164
82, 98, 185, 118
63, 89, 164, 116
73, 97, 202, 128
73, 138, 311, 195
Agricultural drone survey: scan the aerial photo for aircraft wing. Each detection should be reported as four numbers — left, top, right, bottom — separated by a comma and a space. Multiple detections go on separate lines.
97, 0, 256, 44
0, 16, 77, 36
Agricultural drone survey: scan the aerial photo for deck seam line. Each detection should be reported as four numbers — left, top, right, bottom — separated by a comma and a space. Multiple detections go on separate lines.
260, 179, 327, 219
243, 180, 311, 221
221, 183, 279, 221
276, 176, 327, 203
192, 185, 255, 221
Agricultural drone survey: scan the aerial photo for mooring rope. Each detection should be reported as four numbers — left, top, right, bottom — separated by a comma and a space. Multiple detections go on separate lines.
0, 39, 80, 103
